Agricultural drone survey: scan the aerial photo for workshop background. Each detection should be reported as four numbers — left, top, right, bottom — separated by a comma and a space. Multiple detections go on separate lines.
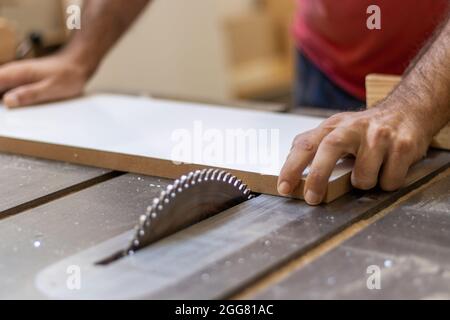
0, 0, 295, 104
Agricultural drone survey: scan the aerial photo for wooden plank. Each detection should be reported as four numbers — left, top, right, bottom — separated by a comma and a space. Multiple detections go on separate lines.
0, 94, 353, 202
0, 153, 111, 217
365, 74, 450, 150
252, 169, 450, 299
33, 151, 449, 299
0, 173, 171, 299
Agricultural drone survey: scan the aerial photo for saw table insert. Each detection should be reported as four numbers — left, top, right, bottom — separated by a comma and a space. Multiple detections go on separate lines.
0, 94, 353, 202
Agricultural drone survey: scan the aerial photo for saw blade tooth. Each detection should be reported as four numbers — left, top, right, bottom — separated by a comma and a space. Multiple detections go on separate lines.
222, 172, 231, 182
184, 171, 195, 187
204, 168, 214, 181
155, 198, 166, 211
158, 191, 167, 205
239, 183, 247, 191
150, 200, 159, 217
163, 190, 171, 203
148, 202, 158, 217
234, 179, 241, 188
172, 180, 181, 195
191, 171, 201, 185
215, 170, 222, 180
216, 170, 225, 181
210, 169, 220, 180
165, 184, 176, 199
198, 168, 208, 182
228, 175, 236, 184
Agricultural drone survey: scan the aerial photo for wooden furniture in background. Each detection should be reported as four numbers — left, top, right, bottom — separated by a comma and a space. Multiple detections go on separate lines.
265, 0, 295, 71
0, 18, 17, 64
224, 0, 295, 101
0, 0, 70, 60
365, 74, 450, 151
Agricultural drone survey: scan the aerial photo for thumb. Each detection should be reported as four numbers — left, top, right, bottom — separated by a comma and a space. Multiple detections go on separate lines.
3, 80, 52, 108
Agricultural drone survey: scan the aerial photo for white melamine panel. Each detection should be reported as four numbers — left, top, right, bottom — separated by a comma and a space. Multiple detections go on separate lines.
0, 95, 353, 200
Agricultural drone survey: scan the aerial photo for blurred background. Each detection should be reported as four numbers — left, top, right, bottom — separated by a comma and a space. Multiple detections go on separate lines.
0, 0, 295, 107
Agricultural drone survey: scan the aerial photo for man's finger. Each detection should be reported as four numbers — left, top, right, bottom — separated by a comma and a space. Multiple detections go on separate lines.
351, 126, 390, 190
379, 138, 416, 191
3, 80, 52, 108
0, 63, 36, 93
304, 129, 359, 205
277, 129, 328, 196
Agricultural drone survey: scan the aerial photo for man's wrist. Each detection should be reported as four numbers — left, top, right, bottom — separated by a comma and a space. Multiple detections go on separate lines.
58, 42, 101, 81
381, 93, 438, 143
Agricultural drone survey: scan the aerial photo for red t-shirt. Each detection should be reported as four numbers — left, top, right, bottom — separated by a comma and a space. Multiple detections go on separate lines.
294, 0, 449, 99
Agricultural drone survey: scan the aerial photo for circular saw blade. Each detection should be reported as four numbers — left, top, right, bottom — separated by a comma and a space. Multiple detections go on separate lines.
126, 169, 253, 254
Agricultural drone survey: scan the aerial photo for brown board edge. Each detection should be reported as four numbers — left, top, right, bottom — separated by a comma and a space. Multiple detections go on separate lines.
0, 136, 351, 203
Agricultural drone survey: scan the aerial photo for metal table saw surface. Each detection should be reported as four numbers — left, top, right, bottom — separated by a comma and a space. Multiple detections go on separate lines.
0, 149, 448, 299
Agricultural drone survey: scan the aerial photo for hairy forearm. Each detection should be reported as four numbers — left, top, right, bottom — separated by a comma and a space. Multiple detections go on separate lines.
61, 0, 151, 78
387, 11, 450, 140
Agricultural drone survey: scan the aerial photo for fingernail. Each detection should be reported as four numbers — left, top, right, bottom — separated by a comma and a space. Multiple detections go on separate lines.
305, 190, 321, 205
278, 181, 291, 195
4, 94, 19, 108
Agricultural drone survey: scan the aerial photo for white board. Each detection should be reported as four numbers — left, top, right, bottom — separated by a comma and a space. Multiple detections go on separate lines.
0, 94, 353, 201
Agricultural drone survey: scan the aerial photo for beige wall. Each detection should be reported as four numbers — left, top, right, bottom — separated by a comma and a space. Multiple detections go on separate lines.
87, 0, 255, 101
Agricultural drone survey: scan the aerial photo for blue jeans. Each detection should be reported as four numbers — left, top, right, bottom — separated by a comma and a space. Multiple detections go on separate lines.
294, 51, 365, 111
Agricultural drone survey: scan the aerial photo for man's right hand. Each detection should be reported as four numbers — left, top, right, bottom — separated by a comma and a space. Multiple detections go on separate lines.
0, 52, 90, 108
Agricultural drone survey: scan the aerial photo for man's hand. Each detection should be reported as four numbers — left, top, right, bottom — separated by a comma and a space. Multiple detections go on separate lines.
278, 11, 449, 205
0, 53, 89, 108
277, 102, 430, 205
0, 0, 151, 108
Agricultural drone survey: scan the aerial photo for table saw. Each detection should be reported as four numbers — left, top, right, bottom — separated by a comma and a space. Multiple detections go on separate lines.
0, 101, 448, 300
